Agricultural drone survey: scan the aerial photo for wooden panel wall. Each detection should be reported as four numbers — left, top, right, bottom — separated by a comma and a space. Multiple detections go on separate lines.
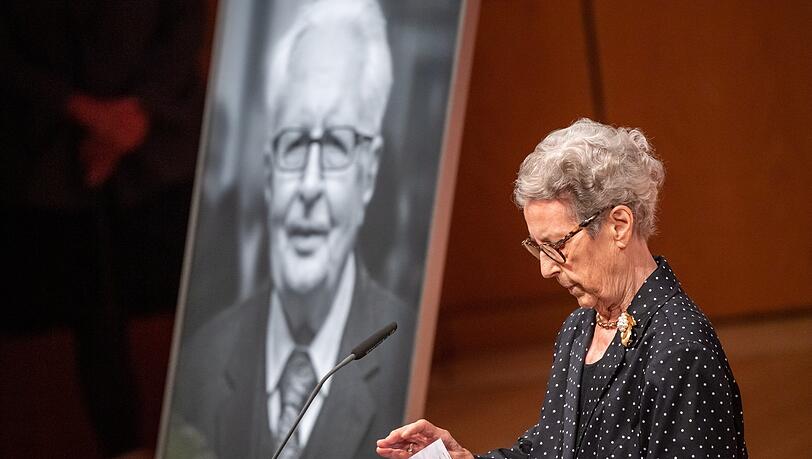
596, 1, 812, 318
436, 0, 812, 355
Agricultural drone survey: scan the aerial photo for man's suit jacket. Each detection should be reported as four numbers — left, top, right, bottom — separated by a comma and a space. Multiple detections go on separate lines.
170, 262, 416, 459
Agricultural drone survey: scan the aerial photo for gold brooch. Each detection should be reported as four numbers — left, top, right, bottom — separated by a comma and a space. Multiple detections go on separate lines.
617, 311, 636, 347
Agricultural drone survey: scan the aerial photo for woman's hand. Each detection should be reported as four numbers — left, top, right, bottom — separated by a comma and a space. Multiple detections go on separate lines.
376, 419, 474, 459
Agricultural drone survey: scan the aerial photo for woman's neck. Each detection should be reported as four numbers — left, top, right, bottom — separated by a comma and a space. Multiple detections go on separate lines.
595, 246, 657, 321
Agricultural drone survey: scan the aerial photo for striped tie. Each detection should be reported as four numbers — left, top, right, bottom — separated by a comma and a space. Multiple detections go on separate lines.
276, 350, 317, 459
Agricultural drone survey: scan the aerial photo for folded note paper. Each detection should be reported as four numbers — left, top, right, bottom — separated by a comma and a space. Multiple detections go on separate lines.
412, 439, 452, 459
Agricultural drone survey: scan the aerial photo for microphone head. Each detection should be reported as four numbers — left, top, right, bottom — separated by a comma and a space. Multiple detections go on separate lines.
351, 321, 397, 360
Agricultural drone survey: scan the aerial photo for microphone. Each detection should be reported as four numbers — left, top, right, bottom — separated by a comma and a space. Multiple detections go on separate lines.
351, 321, 397, 360
271, 321, 398, 459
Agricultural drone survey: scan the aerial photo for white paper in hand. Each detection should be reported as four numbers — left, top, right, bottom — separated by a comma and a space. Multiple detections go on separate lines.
411, 438, 452, 459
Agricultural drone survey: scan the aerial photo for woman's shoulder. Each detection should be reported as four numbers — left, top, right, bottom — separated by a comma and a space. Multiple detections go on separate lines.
643, 292, 727, 359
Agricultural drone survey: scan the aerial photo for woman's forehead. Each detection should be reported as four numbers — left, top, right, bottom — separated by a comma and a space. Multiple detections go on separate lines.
523, 200, 576, 239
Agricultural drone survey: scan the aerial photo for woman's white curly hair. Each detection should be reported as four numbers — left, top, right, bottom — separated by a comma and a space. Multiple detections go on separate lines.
514, 118, 665, 239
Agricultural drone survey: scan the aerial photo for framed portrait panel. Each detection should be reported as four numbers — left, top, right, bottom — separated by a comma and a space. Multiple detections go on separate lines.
158, 1, 478, 457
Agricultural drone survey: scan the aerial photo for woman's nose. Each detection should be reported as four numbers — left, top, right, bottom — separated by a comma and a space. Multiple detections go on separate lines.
538, 255, 560, 279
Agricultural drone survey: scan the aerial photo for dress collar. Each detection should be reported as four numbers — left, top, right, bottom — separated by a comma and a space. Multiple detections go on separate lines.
623, 256, 682, 347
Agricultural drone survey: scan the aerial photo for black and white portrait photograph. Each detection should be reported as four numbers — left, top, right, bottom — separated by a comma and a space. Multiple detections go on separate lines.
161, 1, 467, 458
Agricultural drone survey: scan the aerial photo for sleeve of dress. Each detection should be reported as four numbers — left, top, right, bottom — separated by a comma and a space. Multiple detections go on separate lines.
639, 339, 747, 458
474, 423, 539, 459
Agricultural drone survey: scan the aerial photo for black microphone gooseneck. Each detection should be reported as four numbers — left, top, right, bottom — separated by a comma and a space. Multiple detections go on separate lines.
270, 321, 398, 459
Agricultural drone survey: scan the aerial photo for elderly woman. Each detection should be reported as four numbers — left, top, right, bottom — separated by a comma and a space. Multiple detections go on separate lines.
377, 119, 747, 458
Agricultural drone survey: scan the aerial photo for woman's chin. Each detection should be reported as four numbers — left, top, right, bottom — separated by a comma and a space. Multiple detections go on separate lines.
573, 294, 596, 309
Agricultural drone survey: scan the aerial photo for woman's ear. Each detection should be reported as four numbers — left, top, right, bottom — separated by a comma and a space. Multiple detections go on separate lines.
607, 205, 634, 248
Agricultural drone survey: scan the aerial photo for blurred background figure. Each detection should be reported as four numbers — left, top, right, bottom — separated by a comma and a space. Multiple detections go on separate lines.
0, 0, 204, 457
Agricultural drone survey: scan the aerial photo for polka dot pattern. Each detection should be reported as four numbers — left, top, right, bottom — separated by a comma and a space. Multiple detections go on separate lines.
476, 257, 747, 459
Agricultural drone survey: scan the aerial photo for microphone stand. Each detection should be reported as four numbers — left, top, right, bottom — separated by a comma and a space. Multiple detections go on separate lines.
270, 354, 355, 459
270, 321, 396, 459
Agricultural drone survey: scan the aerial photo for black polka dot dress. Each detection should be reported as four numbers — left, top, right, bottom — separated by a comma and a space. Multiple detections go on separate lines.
476, 257, 747, 458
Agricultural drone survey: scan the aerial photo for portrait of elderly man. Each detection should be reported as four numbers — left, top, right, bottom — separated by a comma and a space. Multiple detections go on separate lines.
377, 119, 747, 458
170, 1, 416, 458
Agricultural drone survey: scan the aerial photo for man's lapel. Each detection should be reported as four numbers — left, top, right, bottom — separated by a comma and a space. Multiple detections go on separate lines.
217, 285, 273, 458
301, 264, 379, 459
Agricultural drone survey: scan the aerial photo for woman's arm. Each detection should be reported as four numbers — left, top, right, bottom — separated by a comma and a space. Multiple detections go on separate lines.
639, 339, 746, 458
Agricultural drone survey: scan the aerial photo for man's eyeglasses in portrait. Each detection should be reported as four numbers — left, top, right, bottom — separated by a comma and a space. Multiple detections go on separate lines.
270, 126, 374, 172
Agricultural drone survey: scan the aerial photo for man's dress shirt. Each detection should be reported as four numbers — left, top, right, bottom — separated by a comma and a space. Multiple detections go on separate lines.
477, 257, 747, 459
265, 255, 356, 445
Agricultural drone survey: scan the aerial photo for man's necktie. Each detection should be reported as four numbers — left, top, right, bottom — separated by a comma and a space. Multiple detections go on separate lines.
276, 349, 318, 459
